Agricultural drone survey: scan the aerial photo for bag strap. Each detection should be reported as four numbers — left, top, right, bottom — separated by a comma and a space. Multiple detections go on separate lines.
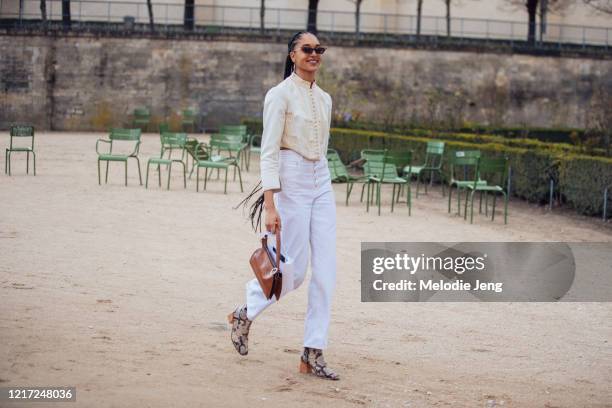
275, 232, 281, 269
261, 232, 282, 270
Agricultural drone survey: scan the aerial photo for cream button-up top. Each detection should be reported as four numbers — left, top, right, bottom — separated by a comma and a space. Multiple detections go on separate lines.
260, 72, 332, 192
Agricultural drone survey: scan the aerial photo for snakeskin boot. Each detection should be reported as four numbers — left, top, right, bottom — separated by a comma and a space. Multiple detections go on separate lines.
299, 347, 340, 380
227, 304, 252, 356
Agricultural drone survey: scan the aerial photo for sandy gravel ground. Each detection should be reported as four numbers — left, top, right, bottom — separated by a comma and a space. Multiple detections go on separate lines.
1, 132, 611, 408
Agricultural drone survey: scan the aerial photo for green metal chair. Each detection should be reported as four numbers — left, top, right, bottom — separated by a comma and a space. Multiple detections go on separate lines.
219, 125, 248, 139
96, 128, 142, 186
5, 125, 36, 176
464, 157, 509, 224
360, 149, 387, 206
219, 125, 250, 170
181, 109, 198, 133
132, 107, 151, 132
158, 122, 170, 134
193, 141, 243, 194
246, 133, 261, 171
210, 133, 248, 174
326, 148, 369, 206
367, 150, 412, 216
447, 150, 487, 216
403, 140, 445, 197
145, 132, 188, 190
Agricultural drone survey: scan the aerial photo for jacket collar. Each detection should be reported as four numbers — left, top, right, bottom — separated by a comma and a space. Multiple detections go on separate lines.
290, 72, 316, 89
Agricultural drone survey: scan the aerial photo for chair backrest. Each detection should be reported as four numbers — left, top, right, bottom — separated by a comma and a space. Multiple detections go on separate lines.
361, 149, 386, 177
133, 107, 150, 118
382, 150, 412, 179
160, 132, 187, 151
182, 108, 197, 119
424, 141, 445, 168
158, 123, 170, 134
449, 150, 480, 182
9, 125, 34, 149
326, 148, 350, 181
210, 133, 243, 143
109, 128, 141, 141
10, 125, 34, 137
210, 138, 244, 153
219, 125, 247, 136
475, 156, 508, 188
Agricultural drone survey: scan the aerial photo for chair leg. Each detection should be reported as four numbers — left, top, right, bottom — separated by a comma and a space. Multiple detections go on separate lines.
504, 192, 508, 224
196, 167, 200, 192
346, 182, 353, 206
236, 165, 244, 192
97, 159, 101, 185
485, 192, 489, 216
135, 157, 143, 185
448, 184, 453, 213
145, 161, 150, 188
158, 162, 162, 187
391, 184, 396, 213
7, 151, 11, 176
204, 168, 208, 190
167, 163, 172, 190
182, 162, 187, 189
470, 191, 476, 224
407, 183, 411, 216
416, 171, 421, 198
124, 161, 128, 186
479, 191, 483, 214
491, 194, 497, 221
224, 168, 228, 194
366, 182, 370, 212
377, 183, 381, 216
105, 161, 109, 183
4, 149, 7, 174
32, 151, 36, 176
26, 151, 29, 174
464, 189, 469, 220
371, 182, 376, 205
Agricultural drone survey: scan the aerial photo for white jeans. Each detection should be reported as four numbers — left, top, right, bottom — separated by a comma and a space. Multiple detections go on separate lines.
245, 149, 337, 349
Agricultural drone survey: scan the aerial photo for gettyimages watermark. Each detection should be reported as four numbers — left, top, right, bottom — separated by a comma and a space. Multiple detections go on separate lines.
361, 242, 612, 302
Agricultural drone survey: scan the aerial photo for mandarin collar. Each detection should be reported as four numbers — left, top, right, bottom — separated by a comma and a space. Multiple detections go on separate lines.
290, 72, 316, 89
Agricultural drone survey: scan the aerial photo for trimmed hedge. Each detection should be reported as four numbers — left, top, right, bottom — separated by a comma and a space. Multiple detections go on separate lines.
329, 120, 586, 145
558, 155, 612, 216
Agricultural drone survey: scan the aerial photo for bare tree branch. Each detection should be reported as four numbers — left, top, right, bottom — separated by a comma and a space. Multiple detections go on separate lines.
583, 0, 612, 13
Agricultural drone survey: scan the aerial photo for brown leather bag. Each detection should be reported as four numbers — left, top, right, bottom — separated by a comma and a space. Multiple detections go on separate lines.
249, 233, 283, 300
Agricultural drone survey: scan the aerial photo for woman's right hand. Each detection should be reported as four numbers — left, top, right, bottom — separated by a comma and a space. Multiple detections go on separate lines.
265, 206, 281, 234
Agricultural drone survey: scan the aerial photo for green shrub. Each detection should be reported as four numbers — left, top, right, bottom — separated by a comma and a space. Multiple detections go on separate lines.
558, 155, 612, 215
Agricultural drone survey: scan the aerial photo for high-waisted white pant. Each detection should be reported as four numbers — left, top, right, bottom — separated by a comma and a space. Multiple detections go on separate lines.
245, 149, 337, 349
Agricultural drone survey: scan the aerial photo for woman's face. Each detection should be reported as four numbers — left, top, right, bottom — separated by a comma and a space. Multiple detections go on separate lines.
290, 33, 324, 75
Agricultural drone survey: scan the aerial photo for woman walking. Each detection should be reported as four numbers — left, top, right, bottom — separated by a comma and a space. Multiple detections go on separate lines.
229, 31, 339, 380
